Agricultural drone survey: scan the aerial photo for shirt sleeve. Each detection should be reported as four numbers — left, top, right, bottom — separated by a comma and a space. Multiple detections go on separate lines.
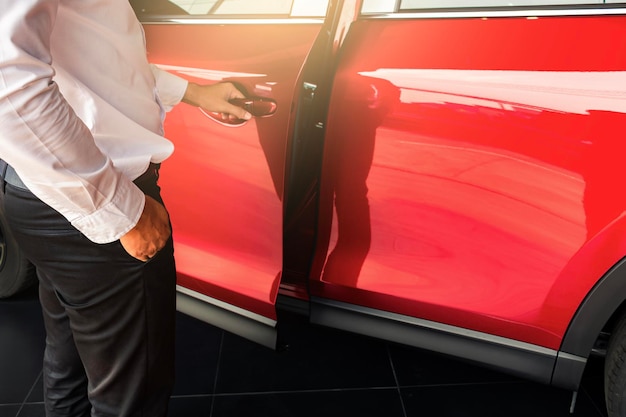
150, 64, 188, 112
0, 0, 146, 244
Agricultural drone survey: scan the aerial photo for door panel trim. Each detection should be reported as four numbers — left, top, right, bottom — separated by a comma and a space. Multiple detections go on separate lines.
176, 285, 277, 348
310, 297, 586, 389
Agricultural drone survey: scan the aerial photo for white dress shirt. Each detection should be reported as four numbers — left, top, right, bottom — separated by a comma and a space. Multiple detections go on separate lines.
0, 0, 188, 243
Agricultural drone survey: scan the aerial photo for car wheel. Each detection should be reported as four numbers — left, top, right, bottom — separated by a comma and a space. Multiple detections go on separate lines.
605, 312, 626, 417
0, 192, 35, 298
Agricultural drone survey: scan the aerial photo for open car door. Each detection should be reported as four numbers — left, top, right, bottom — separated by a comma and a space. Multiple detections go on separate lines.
131, 0, 329, 348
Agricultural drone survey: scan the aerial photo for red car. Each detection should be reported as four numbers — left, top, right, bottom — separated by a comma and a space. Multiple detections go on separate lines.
2, 0, 626, 415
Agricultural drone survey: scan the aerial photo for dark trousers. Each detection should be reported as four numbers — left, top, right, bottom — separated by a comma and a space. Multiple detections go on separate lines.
2, 171, 176, 417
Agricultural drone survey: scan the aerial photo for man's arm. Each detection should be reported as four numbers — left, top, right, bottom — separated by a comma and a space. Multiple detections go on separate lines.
149, 64, 252, 120
0, 0, 147, 245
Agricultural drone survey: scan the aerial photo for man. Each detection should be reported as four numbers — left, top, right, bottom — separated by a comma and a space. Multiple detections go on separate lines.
0, 1, 251, 416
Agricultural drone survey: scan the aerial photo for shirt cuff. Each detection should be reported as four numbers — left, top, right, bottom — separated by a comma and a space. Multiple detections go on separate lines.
70, 179, 146, 244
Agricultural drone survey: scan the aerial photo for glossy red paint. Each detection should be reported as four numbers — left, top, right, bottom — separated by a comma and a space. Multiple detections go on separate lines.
142, 23, 322, 320
311, 15, 626, 349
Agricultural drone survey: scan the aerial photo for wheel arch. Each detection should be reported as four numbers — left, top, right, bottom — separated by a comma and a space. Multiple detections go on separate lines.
553, 256, 626, 390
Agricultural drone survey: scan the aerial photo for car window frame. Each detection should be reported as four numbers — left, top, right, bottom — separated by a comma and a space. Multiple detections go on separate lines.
361, 0, 626, 14
130, 0, 329, 20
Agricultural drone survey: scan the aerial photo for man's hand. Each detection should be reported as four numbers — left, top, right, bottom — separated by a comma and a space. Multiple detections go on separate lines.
120, 195, 171, 262
183, 82, 252, 121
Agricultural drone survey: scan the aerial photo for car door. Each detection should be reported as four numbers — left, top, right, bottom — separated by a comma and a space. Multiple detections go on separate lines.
307, 0, 626, 382
130, 0, 329, 347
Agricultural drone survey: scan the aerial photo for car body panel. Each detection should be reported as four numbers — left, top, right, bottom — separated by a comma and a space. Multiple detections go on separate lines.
310, 11, 626, 350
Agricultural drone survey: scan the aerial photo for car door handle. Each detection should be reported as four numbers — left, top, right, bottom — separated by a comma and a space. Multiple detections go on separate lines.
200, 97, 277, 126
230, 97, 277, 118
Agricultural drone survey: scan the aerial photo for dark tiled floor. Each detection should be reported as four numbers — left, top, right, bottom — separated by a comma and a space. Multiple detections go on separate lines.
0, 285, 608, 417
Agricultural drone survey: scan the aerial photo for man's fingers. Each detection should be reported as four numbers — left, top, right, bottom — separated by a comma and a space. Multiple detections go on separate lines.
211, 83, 251, 119
225, 104, 252, 120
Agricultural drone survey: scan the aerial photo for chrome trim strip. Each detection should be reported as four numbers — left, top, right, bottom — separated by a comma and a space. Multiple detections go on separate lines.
558, 351, 588, 364
176, 285, 277, 348
177, 285, 276, 326
310, 297, 575, 385
362, 7, 626, 19
138, 17, 325, 25
312, 297, 556, 356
